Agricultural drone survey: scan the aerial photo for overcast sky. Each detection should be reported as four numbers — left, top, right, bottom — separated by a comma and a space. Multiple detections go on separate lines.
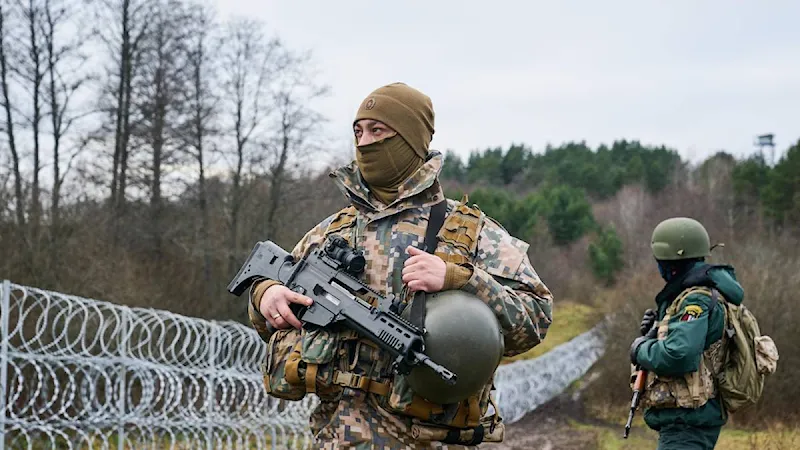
214, 1, 799, 166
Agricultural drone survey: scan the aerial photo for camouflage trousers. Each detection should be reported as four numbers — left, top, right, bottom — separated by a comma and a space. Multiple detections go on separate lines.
308, 388, 479, 450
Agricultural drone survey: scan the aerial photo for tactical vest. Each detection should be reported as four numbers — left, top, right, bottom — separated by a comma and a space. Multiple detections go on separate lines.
637, 286, 728, 410
260, 196, 502, 435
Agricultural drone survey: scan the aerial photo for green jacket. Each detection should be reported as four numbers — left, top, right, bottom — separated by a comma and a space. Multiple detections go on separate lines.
635, 261, 744, 430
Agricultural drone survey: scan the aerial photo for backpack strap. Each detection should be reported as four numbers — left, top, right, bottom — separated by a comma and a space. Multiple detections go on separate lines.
708, 288, 719, 326
409, 200, 448, 329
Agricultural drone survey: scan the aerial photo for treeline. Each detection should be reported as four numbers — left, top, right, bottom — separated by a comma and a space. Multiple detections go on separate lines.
442, 140, 682, 199
438, 139, 800, 289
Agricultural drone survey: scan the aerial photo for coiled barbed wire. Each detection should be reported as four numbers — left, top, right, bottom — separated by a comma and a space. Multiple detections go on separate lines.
492, 324, 607, 424
0, 281, 605, 449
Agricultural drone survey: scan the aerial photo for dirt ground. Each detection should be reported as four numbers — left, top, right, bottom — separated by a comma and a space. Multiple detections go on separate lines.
481, 390, 657, 450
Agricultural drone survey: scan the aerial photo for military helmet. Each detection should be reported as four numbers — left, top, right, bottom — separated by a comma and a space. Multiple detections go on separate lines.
650, 217, 711, 261
401, 289, 504, 405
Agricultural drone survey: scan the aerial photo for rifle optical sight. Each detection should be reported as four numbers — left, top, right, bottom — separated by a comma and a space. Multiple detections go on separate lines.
325, 236, 366, 274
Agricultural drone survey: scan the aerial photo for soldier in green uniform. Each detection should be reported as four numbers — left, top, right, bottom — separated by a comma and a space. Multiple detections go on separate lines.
630, 217, 745, 449
246, 82, 555, 449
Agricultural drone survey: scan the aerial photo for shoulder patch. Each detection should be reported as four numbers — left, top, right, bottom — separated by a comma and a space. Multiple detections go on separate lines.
680, 304, 704, 322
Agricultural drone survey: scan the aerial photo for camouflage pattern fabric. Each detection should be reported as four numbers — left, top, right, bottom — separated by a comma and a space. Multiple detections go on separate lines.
248, 151, 554, 448
310, 388, 478, 449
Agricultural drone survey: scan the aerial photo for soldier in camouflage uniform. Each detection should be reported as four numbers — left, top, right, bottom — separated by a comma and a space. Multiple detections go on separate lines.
247, 82, 554, 449
630, 217, 744, 449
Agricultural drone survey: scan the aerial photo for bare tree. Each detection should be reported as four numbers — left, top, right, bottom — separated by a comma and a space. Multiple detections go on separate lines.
262, 53, 329, 239
0, 2, 25, 227
40, 0, 95, 229
130, 0, 192, 256
179, 0, 219, 299
14, 0, 47, 227
217, 17, 286, 276
92, 0, 154, 218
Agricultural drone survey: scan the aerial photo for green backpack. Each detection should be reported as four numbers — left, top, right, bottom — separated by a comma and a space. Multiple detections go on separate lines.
708, 287, 779, 414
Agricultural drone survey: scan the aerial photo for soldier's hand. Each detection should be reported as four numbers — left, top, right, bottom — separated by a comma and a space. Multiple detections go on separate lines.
402, 245, 446, 292
259, 284, 313, 330
640, 308, 657, 336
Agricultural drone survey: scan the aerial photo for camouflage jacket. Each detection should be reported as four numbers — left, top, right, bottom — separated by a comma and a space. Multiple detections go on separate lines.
247, 150, 554, 430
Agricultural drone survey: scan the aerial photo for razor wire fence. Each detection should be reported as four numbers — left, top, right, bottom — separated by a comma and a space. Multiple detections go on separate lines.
0, 280, 606, 449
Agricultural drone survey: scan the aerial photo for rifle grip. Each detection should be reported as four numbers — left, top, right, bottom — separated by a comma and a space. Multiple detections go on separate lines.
287, 284, 309, 319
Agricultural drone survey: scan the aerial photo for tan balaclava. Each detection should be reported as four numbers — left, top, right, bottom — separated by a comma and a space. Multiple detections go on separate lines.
354, 82, 435, 205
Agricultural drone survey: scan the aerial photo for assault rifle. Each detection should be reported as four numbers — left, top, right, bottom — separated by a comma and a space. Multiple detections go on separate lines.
624, 321, 657, 438
227, 236, 457, 385
624, 364, 647, 438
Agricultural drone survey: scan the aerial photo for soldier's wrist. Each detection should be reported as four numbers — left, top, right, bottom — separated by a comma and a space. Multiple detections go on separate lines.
443, 262, 473, 290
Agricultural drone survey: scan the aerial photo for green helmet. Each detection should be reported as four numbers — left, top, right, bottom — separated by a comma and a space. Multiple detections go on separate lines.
401, 290, 504, 405
651, 217, 711, 261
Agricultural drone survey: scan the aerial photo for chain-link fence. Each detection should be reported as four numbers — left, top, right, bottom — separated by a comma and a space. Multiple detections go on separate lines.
0, 280, 605, 449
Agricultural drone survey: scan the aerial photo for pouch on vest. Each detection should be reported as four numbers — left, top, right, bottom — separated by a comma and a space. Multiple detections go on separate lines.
262, 327, 342, 402
383, 376, 498, 431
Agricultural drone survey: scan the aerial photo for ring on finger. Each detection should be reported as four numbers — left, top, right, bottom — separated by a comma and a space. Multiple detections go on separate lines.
272, 313, 282, 319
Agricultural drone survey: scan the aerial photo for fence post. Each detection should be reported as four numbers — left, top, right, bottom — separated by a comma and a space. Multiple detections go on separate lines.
207, 324, 216, 450
0, 280, 11, 450
117, 307, 128, 450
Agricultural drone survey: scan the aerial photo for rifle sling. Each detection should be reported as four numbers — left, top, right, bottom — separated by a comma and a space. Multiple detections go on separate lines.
409, 200, 447, 330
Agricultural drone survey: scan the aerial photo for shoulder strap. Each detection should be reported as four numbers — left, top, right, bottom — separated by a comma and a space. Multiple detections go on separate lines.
409, 200, 447, 329
424, 200, 447, 253
708, 288, 719, 325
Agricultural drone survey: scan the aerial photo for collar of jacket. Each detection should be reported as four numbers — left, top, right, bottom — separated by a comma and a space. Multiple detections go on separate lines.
329, 150, 446, 220
654, 260, 710, 307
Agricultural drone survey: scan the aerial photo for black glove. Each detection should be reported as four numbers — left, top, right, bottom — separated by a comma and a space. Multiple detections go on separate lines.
640, 308, 657, 336
630, 326, 657, 365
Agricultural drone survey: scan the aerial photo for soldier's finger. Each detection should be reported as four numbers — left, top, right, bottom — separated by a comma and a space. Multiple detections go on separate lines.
276, 302, 303, 329
402, 264, 424, 277
408, 279, 431, 293
404, 255, 424, 266
402, 270, 421, 284
272, 314, 288, 329
403, 260, 427, 273
406, 245, 425, 256
264, 308, 279, 328
287, 292, 313, 306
